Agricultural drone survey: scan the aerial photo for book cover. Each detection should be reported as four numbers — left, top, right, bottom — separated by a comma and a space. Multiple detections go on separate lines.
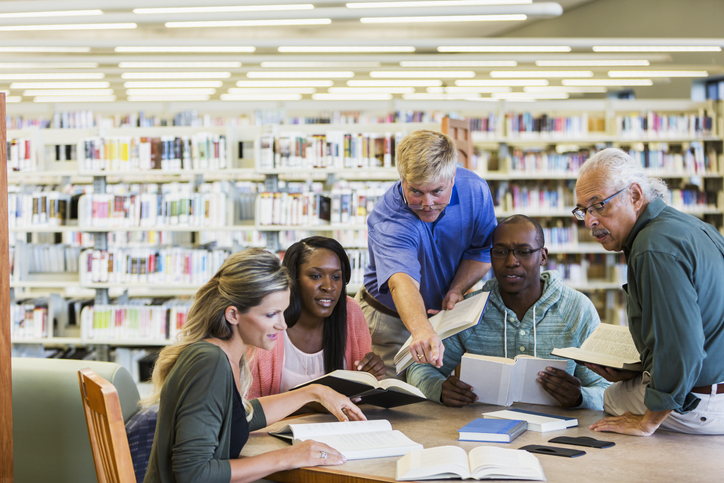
458, 418, 527, 443
482, 409, 578, 433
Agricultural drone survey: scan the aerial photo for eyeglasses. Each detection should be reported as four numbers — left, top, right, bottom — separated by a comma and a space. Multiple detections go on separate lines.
405, 201, 449, 211
572, 186, 628, 221
491, 246, 544, 260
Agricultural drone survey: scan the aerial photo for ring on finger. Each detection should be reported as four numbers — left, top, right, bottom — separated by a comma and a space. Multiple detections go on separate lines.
320, 450, 327, 459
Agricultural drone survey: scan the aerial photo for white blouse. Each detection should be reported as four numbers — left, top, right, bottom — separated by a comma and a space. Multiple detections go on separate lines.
279, 333, 347, 393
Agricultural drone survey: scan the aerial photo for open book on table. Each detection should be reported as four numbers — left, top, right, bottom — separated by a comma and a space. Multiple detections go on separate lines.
459, 353, 568, 406
293, 370, 427, 409
394, 291, 490, 375
551, 324, 643, 372
396, 445, 545, 481
269, 419, 422, 460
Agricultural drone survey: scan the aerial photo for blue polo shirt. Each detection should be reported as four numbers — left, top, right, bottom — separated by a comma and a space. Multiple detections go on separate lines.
364, 167, 497, 312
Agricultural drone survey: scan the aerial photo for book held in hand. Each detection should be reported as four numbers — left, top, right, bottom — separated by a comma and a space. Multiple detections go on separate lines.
482, 409, 578, 433
396, 446, 546, 481
394, 292, 490, 374
458, 418, 527, 443
292, 370, 427, 409
551, 324, 643, 372
269, 419, 422, 460
459, 353, 568, 406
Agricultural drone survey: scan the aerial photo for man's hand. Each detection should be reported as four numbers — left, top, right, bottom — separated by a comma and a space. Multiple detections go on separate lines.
355, 352, 386, 380
441, 375, 478, 407
589, 411, 665, 437
409, 328, 444, 368
537, 366, 583, 408
440, 288, 465, 311
584, 363, 639, 383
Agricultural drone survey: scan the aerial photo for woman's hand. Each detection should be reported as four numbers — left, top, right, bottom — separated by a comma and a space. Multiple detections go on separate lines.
309, 384, 366, 422
355, 352, 386, 380
285, 440, 346, 468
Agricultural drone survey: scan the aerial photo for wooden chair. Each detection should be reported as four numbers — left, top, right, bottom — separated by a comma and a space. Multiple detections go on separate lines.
78, 368, 137, 483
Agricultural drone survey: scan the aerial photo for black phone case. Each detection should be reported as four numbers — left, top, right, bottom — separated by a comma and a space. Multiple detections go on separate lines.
519, 444, 586, 458
548, 436, 615, 449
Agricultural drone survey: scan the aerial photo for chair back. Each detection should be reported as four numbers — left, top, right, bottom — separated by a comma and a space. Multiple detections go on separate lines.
78, 368, 136, 483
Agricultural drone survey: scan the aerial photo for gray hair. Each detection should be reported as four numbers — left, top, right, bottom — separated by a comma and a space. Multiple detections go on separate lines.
396, 130, 458, 185
578, 148, 669, 203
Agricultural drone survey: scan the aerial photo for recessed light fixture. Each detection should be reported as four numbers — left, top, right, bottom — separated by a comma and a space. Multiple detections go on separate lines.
361, 14, 526, 23
119, 62, 242, 68
493, 91, 569, 99
227, 87, 317, 94
125, 89, 217, 96
247, 71, 354, 78
347, 0, 531, 7
278, 46, 415, 53
0, 62, 99, 69
124, 81, 224, 88
10, 82, 110, 89
0, 47, 91, 53
127, 95, 211, 101
261, 61, 381, 68
6, 96, 21, 103
402, 93, 482, 100
562, 79, 654, 86
166, 19, 331, 28
312, 93, 393, 100
400, 60, 517, 67
524, 86, 608, 93
536, 60, 650, 67
0, 73, 104, 80
0, 9, 102, 18
237, 80, 334, 87
221, 93, 303, 101
370, 70, 475, 78
134, 4, 314, 14
490, 70, 593, 78
348, 79, 443, 86
428, 86, 512, 93
33, 96, 117, 102
439, 45, 570, 52
23, 89, 115, 96
608, 70, 708, 77
455, 79, 548, 86
115, 46, 256, 53
121, 72, 231, 79
0, 23, 136, 31
593, 46, 722, 52
328, 87, 416, 94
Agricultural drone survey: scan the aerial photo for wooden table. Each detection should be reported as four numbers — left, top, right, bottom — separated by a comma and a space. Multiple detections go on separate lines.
241, 401, 724, 482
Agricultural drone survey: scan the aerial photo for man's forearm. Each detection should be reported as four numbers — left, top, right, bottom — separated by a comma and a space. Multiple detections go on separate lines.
388, 273, 433, 336
448, 259, 491, 295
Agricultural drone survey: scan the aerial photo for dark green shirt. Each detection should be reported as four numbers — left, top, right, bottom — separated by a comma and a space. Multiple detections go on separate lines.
623, 198, 724, 413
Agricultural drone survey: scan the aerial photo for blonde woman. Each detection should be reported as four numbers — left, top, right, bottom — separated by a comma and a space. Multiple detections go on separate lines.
143, 248, 366, 483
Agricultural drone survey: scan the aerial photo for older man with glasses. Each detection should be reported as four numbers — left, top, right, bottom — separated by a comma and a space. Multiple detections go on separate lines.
407, 215, 609, 409
575, 147, 724, 436
355, 129, 497, 379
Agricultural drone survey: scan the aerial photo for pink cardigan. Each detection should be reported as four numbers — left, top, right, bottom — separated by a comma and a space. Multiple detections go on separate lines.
247, 296, 371, 398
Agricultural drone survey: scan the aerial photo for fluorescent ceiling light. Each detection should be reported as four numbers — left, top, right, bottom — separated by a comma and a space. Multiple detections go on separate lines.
348, 79, 442, 86
0, 23, 136, 31
279, 46, 415, 53
490, 70, 593, 78
608, 70, 709, 77
227, 87, 316, 94
166, 19, 331, 28
428, 86, 512, 93
237, 80, 333, 87
261, 61, 381, 68
456, 79, 548, 86
121, 72, 231, 79
562, 79, 653, 86
524, 86, 607, 93
0, 73, 104, 80
119, 62, 241, 68
6, 96, 21, 103
0, 46, 90, 53
0, 10, 102, 18
115, 46, 255, 53
536, 60, 650, 67
439, 46, 570, 52
0, 62, 98, 69
124, 81, 223, 88
134, 5, 314, 14
312, 93, 392, 100
33, 96, 117, 102
402, 93, 482, 100
370, 70, 474, 78
10, 82, 110, 89
348, 0, 531, 7
400, 60, 517, 67
221, 93, 302, 101
23, 89, 115, 96
328, 87, 415, 94
127, 95, 211, 101
247, 71, 354, 78
126, 88, 217, 96
361, 14, 526, 23
493, 91, 569, 99
593, 46, 722, 52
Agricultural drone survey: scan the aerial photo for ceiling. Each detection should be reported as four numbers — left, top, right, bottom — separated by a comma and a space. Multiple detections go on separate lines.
0, 0, 722, 110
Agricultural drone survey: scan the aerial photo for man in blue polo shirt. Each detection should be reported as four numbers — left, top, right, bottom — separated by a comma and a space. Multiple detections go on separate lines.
355, 130, 497, 378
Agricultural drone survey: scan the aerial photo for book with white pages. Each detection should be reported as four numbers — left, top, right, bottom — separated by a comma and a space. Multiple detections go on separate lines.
396, 446, 546, 481
551, 323, 643, 372
269, 419, 422, 460
482, 409, 578, 433
394, 291, 490, 375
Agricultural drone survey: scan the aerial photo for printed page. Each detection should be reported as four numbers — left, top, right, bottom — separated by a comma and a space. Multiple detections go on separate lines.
551, 347, 638, 368
512, 357, 567, 405
311, 430, 422, 460
579, 324, 640, 361
378, 378, 426, 397
432, 292, 489, 339
397, 446, 470, 480
460, 353, 514, 406
287, 419, 391, 441
327, 369, 378, 387
469, 447, 543, 480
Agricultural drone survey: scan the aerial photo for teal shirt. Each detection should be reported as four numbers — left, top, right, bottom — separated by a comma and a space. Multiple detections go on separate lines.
623, 198, 724, 413
145, 341, 267, 483
407, 270, 609, 410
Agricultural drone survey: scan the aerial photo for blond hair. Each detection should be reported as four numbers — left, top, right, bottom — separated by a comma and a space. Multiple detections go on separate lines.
142, 248, 290, 419
396, 130, 458, 185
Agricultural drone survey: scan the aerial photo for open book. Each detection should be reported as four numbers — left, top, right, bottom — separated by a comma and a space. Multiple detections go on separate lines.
459, 353, 568, 406
293, 370, 426, 408
269, 419, 422, 460
551, 324, 643, 372
396, 446, 545, 481
394, 291, 490, 374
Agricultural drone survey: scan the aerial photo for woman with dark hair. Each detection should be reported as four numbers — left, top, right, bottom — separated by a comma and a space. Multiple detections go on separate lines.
248, 236, 385, 398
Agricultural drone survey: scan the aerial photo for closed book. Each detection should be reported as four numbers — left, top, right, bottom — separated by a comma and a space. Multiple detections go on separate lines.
482, 409, 577, 433
458, 418, 527, 443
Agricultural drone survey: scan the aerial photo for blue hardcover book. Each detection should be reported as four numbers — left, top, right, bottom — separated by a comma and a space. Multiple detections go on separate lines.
457, 418, 528, 443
